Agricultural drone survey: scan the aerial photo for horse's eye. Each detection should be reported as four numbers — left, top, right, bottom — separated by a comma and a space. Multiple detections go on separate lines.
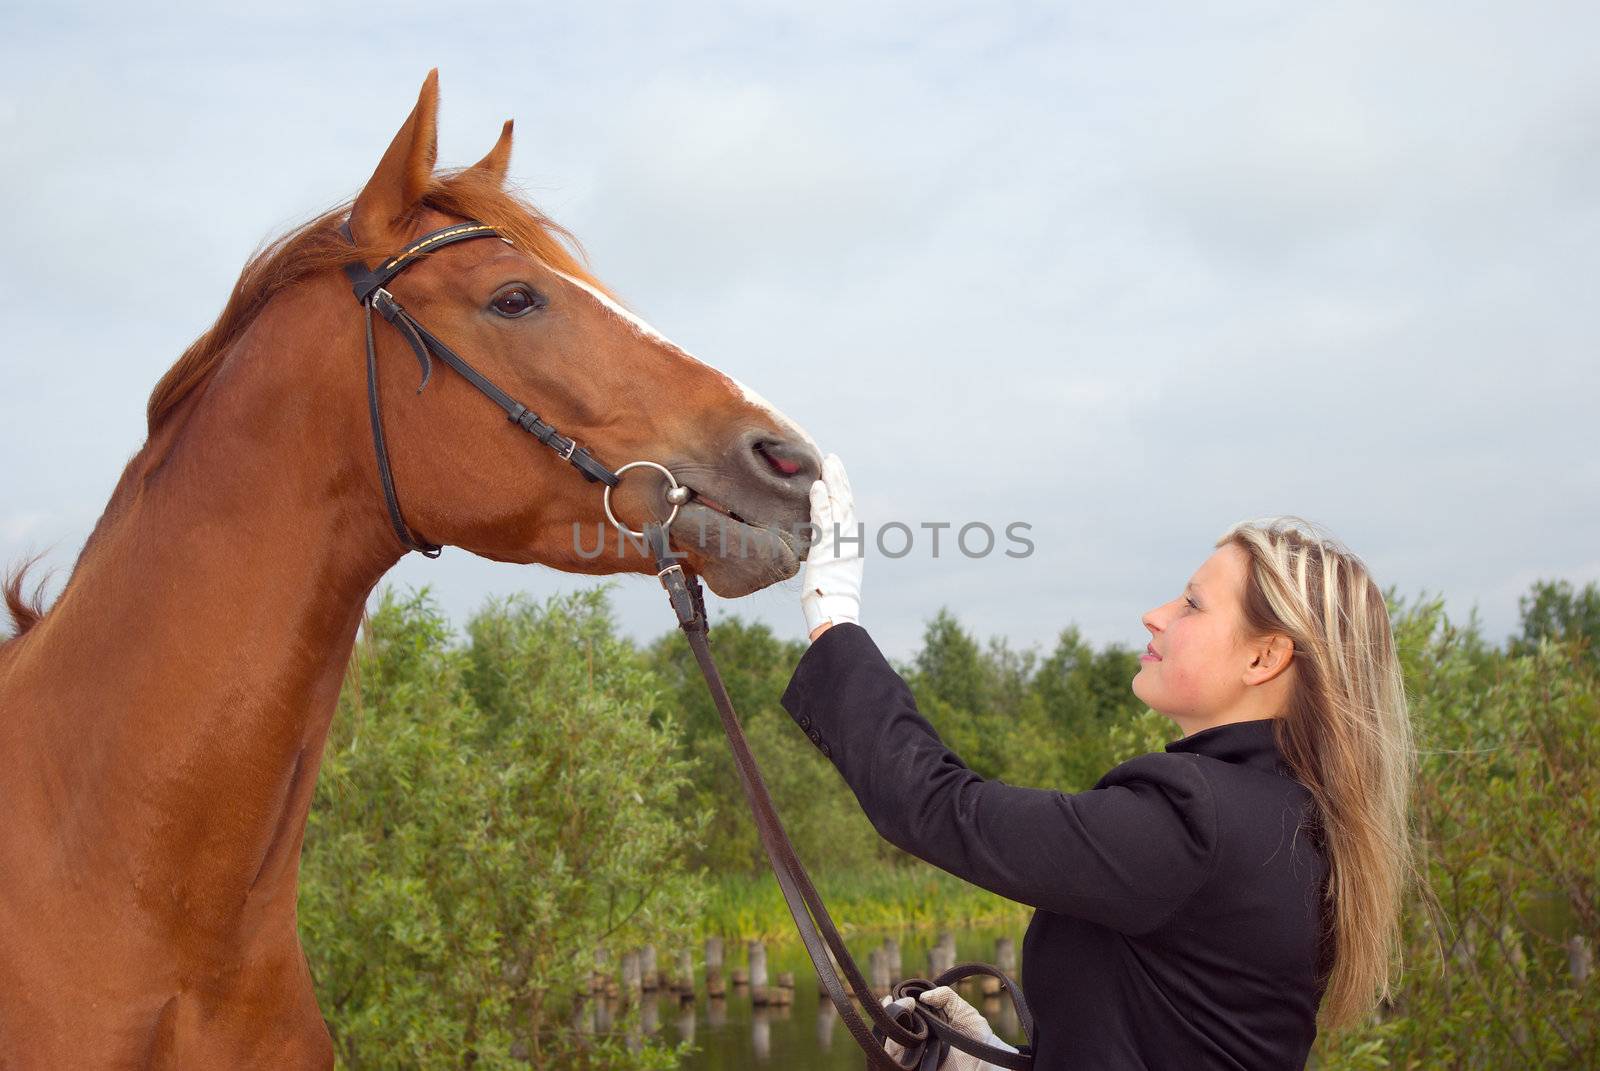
491, 286, 542, 317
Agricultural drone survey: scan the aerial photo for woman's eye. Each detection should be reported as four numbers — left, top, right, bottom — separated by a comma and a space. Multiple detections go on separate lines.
490, 286, 542, 317
1185, 597, 1198, 609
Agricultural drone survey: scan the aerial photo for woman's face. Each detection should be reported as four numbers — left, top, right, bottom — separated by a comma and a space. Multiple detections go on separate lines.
1133, 542, 1281, 732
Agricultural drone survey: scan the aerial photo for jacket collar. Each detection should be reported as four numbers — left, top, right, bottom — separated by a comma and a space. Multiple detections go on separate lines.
1165, 717, 1292, 778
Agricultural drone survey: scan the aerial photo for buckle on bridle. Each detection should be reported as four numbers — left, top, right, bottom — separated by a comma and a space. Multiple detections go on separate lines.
367, 286, 405, 323
652, 555, 701, 630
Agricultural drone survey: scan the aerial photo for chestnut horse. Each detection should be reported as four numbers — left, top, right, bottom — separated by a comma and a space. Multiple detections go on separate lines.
0, 71, 820, 1068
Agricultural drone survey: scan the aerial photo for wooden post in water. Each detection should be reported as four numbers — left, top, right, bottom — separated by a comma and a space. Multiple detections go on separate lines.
641, 945, 659, 991
658, 946, 676, 992
996, 936, 1016, 973
706, 937, 726, 997
597, 946, 619, 999
928, 931, 957, 978
659, 947, 675, 993
573, 994, 593, 1036
984, 936, 1015, 996
870, 947, 891, 998
676, 948, 696, 999
884, 937, 902, 980
621, 949, 642, 1006
775, 970, 796, 1006
641, 989, 660, 1035
749, 940, 770, 1006
580, 949, 595, 995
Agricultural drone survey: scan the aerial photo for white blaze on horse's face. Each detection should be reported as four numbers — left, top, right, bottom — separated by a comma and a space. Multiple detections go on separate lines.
552, 269, 821, 455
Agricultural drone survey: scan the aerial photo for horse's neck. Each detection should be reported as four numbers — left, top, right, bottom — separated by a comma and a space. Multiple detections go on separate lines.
4, 287, 401, 923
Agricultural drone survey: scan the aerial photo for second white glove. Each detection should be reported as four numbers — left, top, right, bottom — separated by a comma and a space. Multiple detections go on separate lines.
878, 987, 1019, 1071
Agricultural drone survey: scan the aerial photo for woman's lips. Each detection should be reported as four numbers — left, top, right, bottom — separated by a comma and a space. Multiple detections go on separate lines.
1140, 643, 1161, 662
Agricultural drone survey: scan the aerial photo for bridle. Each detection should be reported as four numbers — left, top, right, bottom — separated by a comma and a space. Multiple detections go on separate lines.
339, 219, 622, 557
340, 218, 1036, 1071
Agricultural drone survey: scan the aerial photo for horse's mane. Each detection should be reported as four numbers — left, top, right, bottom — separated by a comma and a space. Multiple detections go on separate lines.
2, 555, 50, 644
147, 168, 608, 433
2, 169, 609, 646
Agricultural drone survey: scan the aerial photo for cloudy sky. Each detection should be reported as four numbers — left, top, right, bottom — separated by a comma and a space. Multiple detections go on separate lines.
2, 1, 1595, 663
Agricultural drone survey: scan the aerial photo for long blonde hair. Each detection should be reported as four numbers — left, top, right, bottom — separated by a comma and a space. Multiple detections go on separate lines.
1217, 516, 1414, 1029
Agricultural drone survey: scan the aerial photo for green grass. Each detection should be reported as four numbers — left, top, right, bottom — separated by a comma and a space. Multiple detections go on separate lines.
697, 867, 1031, 944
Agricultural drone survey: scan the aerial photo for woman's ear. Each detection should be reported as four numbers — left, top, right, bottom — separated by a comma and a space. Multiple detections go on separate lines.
1243, 633, 1294, 686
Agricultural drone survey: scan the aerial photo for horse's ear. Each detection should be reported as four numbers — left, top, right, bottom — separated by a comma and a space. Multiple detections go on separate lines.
470, 119, 514, 186
349, 69, 441, 243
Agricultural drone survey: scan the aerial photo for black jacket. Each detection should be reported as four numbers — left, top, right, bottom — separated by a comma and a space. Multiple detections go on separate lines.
780, 622, 1331, 1071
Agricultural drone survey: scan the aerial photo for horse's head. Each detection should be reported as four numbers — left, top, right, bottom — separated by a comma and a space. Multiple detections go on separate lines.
343, 72, 821, 598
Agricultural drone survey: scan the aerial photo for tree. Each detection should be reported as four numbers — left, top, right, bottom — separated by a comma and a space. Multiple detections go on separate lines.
911, 608, 989, 714
1513, 578, 1600, 672
1029, 626, 1151, 790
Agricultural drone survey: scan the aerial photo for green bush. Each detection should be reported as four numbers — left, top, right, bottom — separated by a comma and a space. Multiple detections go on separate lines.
1311, 596, 1598, 1068
646, 616, 889, 877
299, 586, 703, 1069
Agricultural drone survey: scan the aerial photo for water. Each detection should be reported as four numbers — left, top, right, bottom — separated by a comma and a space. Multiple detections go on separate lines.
578, 923, 1029, 1071
577, 896, 1589, 1069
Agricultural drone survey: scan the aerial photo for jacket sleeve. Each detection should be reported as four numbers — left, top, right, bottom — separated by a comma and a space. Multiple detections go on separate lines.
781, 622, 1219, 935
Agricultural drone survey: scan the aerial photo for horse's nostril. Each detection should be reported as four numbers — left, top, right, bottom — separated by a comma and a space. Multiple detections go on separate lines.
754, 441, 804, 478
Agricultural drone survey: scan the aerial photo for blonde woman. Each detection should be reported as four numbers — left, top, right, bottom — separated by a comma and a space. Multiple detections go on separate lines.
786, 454, 1414, 1070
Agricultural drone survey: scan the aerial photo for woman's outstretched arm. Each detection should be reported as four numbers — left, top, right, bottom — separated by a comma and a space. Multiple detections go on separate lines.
782, 621, 1220, 936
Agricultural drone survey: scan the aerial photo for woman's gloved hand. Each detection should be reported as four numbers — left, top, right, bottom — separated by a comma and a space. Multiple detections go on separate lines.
879, 987, 1019, 1071
800, 452, 863, 636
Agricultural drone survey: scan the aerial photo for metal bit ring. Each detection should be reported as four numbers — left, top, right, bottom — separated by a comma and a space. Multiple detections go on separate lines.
603, 460, 683, 538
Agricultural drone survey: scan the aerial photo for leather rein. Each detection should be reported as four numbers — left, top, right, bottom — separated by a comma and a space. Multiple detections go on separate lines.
340, 218, 1036, 1070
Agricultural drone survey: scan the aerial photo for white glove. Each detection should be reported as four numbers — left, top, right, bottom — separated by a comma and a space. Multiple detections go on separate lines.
878, 987, 1018, 1071
800, 452, 863, 634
